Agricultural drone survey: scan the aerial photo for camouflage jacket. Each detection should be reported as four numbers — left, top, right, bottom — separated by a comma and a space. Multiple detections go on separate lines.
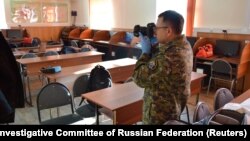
133, 35, 193, 124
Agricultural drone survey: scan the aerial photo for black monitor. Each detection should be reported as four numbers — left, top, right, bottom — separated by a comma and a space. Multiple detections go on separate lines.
6, 29, 23, 39
186, 36, 198, 48
215, 40, 241, 57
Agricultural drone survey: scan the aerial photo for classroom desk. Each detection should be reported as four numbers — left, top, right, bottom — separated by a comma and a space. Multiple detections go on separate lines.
194, 55, 248, 93
17, 51, 103, 106
16, 51, 104, 75
231, 89, 250, 103
16, 43, 63, 51
43, 58, 137, 83
13, 47, 62, 58
82, 72, 206, 125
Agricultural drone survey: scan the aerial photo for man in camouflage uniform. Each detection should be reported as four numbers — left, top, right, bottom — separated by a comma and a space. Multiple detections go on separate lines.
133, 10, 193, 125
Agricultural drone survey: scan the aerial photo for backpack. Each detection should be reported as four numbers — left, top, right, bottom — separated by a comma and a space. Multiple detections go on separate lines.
88, 65, 112, 92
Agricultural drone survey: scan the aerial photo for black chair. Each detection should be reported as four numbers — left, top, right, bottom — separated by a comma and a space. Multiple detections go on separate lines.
163, 120, 189, 125
37, 82, 82, 124
186, 36, 198, 48
214, 88, 234, 111
80, 47, 91, 52
71, 40, 79, 47
207, 59, 235, 95
31, 37, 41, 47
72, 74, 96, 118
43, 51, 59, 56
193, 101, 211, 123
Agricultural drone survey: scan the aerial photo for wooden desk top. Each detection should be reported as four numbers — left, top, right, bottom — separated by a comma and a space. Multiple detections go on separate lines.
83, 71, 206, 111
191, 72, 206, 81
231, 89, 250, 103
44, 58, 137, 80
16, 51, 104, 64
83, 82, 144, 111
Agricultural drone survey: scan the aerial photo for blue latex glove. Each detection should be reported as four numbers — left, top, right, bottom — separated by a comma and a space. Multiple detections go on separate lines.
139, 32, 151, 54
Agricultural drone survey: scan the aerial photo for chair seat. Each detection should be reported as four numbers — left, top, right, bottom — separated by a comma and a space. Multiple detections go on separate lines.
41, 114, 82, 125
75, 104, 96, 118
164, 120, 189, 125
212, 73, 235, 80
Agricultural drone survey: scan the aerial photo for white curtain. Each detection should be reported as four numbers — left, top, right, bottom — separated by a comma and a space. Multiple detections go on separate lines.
0, 0, 8, 29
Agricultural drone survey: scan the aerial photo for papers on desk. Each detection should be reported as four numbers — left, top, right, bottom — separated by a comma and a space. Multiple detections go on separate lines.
223, 98, 250, 124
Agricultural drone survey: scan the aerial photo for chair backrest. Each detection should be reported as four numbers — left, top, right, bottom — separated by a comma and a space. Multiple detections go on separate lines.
80, 47, 91, 52
21, 53, 37, 59
37, 82, 74, 123
207, 109, 246, 125
79, 29, 94, 39
92, 30, 110, 41
211, 59, 233, 79
193, 101, 211, 123
73, 74, 90, 98
214, 88, 234, 111
68, 28, 81, 39
109, 31, 126, 44
71, 40, 78, 47
31, 37, 41, 47
43, 51, 59, 56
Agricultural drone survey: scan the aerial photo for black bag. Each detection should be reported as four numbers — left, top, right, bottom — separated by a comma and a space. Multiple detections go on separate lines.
88, 65, 112, 92
206, 109, 246, 125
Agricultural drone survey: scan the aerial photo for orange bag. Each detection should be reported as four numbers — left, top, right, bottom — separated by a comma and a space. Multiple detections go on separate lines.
196, 44, 213, 58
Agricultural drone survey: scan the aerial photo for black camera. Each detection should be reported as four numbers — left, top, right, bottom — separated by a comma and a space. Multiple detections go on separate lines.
133, 23, 156, 39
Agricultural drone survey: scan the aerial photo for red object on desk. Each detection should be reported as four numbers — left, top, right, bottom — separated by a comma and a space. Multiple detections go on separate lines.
23, 37, 32, 44
196, 44, 213, 58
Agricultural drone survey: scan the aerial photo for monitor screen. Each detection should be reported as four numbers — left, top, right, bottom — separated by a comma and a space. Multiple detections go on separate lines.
186, 36, 198, 48
215, 40, 241, 57
6, 29, 23, 39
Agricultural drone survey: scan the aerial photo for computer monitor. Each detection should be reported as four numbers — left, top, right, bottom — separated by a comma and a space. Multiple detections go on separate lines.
186, 36, 198, 48
215, 40, 241, 57
6, 29, 23, 39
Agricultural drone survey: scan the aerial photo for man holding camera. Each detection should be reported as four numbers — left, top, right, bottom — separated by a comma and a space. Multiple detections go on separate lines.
133, 10, 193, 124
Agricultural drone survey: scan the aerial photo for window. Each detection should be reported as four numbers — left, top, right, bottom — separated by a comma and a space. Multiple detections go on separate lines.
10, 0, 69, 24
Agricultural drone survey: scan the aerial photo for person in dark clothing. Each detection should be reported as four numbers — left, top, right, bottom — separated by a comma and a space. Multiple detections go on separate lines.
0, 31, 24, 123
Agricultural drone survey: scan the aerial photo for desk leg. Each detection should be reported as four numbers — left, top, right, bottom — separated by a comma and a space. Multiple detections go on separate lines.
241, 76, 245, 93
95, 105, 99, 125
196, 93, 199, 104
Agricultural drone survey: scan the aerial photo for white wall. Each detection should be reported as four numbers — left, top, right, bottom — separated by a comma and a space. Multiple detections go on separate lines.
112, 0, 156, 29
71, 0, 89, 27
4, 0, 250, 34
72, 0, 155, 29
194, 0, 250, 35
73, 0, 250, 34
